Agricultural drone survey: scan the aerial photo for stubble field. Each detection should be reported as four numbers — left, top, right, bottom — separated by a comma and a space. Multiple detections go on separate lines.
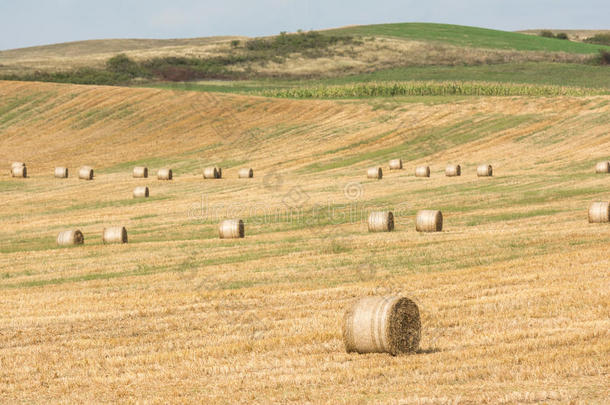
0, 80, 608, 403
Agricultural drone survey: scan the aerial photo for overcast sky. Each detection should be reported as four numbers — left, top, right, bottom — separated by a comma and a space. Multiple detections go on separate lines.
1, 0, 608, 50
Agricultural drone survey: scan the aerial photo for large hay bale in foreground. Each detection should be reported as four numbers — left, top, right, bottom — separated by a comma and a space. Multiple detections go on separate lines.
133, 186, 149, 198
54, 167, 68, 178
11, 165, 27, 178
203, 167, 220, 179
157, 168, 173, 180
595, 161, 610, 174
78, 166, 94, 180
367, 167, 383, 179
415, 166, 431, 178
133, 166, 148, 178
445, 164, 461, 177
238, 168, 254, 178
343, 296, 421, 355
219, 219, 245, 239
368, 211, 394, 232
416, 210, 443, 232
588, 202, 610, 223
389, 159, 403, 170
102, 226, 128, 244
57, 230, 84, 246
477, 164, 493, 177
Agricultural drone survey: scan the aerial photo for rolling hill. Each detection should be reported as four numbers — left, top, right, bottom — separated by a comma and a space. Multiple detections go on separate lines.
1, 80, 609, 402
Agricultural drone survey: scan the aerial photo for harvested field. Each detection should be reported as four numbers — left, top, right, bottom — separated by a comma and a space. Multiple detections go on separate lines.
0, 80, 609, 403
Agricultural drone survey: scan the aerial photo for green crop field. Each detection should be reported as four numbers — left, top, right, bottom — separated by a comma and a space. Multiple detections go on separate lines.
327, 22, 610, 53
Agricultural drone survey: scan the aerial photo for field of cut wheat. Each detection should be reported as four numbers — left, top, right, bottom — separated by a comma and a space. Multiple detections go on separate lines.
0, 81, 609, 403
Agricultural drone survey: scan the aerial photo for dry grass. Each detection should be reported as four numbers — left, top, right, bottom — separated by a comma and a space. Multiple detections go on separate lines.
0, 81, 609, 403
0, 36, 592, 78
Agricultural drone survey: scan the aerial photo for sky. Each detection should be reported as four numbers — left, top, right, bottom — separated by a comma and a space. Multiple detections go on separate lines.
0, 0, 608, 50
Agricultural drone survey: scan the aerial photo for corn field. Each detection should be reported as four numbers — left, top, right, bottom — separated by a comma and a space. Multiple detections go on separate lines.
258, 81, 605, 98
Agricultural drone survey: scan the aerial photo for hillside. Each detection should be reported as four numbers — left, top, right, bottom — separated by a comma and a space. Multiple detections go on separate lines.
1, 23, 607, 82
1, 80, 609, 403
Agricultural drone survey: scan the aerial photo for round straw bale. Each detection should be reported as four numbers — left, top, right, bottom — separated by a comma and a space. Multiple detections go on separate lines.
78, 166, 94, 180
416, 210, 443, 232
343, 296, 421, 355
415, 166, 431, 177
595, 161, 610, 174
588, 201, 610, 223
368, 211, 394, 232
219, 219, 245, 239
477, 164, 493, 177
11, 165, 27, 178
238, 168, 254, 178
367, 167, 383, 179
157, 168, 173, 180
133, 166, 148, 178
445, 164, 461, 177
389, 159, 403, 170
133, 186, 149, 198
57, 230, 84, 246
203, 167, 220, 179
102, 226, 128, 244
54, 167, 68, 178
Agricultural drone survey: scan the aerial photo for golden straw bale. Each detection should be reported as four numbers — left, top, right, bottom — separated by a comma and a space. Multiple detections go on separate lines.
367, 167, 383, 179
343, 296, 421, 355
389, 159, 403, 170
416, 210, 443, 232
133, 166, 148, 178
157, 168, 173, 180
133, 186, 149, 198
445, 164, 461, 177
368, 211, 394, 232
219, 219, 245, 239
102, 226, 128, 244
78, 166, 94, 180
415, 166, 430, 178
588, 202, 610, 223
57, 230, 84, 246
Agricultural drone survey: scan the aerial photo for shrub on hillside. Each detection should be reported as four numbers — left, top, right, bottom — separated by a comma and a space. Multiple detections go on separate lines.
540, 30, 555, 38
584, 34, 610, 46
106, 54, 147, 77
555, 32, 569, 40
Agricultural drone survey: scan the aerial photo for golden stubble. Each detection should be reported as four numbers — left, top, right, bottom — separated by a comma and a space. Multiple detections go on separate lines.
0, 81, 609, 403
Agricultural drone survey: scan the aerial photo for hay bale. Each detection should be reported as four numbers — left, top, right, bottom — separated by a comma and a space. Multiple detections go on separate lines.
133, 186, 149, 198
78, 166, 94, 180
203, 167, 220, 179
54, 167, 68, 178
238, 168, 254, 178
416, 210, 443, 232
389, 159, 403, 170
368, 211, 394, 232
595, 161, 610, 174
588, 201, 610, 223
102, 226, 128, 244
11, 165, 27, 178
367, 167, 383, 179
219, 219, 245, 239
57, 230, 84, 246
415, 166, 431, 178
343, 296, 421, 355
157, 168, 173, 180
477, 164, 493, 177
133, 166, 148, 178
445, 164, 461, 177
